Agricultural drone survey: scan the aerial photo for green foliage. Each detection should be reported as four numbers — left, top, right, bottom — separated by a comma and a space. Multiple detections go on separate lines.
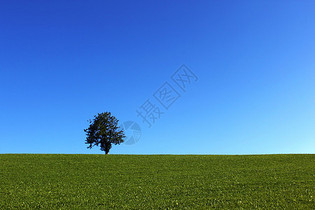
0, 154, 314, 209
84, 112, 125, 154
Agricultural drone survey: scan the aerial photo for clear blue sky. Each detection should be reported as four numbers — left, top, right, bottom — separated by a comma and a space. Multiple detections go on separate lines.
1, 0, 314, 154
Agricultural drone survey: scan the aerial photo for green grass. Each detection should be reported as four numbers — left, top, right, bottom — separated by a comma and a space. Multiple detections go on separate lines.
0, 154, 314, 209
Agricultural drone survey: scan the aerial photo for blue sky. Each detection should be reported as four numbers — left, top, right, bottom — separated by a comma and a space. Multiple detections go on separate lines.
0, 0, 314, 154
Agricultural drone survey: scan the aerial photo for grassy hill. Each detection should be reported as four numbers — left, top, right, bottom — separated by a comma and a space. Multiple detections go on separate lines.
0, 154, 314, 209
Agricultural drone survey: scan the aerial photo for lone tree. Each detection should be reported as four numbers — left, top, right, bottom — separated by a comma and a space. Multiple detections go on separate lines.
84, 112, 125, 154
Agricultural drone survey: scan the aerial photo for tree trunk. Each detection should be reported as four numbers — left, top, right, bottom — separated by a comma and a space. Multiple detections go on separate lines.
104, 143, 111, 155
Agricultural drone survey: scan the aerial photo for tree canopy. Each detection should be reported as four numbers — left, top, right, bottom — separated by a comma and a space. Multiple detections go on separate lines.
84, 112, 125, 154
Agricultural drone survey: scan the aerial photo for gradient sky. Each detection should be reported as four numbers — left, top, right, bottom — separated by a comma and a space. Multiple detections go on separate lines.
1, 0, 314, 154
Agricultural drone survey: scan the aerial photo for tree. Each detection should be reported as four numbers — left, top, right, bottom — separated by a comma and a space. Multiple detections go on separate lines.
84, 112, 125, 154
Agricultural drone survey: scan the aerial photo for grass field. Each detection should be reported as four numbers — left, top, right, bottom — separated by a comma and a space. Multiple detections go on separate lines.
0, 154, 314, 209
